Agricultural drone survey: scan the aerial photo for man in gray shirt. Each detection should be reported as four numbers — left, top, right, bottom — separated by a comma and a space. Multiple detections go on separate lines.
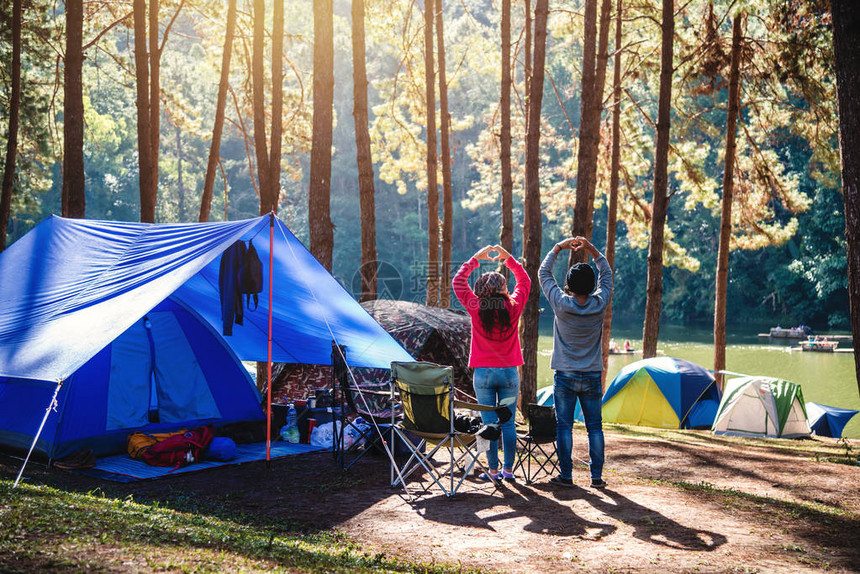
539, 236, 612, 488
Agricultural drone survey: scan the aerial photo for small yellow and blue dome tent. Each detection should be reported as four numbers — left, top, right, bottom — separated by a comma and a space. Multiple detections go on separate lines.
602, 357, 722, 429
712, 376, 811, 438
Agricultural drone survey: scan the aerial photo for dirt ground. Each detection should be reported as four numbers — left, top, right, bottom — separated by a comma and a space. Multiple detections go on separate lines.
4, 429, 860, 573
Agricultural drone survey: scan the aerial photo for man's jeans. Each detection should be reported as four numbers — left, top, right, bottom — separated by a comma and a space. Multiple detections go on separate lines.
554, 370, 604, 480
473, 367, 519, 471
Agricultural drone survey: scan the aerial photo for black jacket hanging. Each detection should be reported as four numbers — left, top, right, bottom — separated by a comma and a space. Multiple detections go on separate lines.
218, 241, 246, 336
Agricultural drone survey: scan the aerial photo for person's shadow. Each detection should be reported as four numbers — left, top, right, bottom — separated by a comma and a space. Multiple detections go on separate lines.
409, 480, 617, 539
546, 483, 727, 551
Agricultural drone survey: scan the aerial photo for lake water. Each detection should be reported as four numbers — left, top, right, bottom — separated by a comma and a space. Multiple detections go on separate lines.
535, 320, 860, 439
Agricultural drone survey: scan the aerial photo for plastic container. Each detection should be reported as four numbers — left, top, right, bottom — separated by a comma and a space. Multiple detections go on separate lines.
280, 403, 300, 443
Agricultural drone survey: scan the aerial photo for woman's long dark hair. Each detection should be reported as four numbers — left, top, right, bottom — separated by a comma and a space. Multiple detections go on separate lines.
474, 272, 512, 337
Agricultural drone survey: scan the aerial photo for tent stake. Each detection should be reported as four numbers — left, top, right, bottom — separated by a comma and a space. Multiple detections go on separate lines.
266, 212, 275, 463
14, 379, 63, 488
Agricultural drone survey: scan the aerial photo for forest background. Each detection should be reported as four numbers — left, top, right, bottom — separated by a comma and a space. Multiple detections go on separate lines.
0, 0, 847, 331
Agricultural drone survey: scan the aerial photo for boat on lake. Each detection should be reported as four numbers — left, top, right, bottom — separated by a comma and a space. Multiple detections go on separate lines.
765, 326, 813, 339
798, 339, 839, 352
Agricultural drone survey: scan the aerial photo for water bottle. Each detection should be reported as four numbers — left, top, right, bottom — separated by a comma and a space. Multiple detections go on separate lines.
283, 403, 299, 443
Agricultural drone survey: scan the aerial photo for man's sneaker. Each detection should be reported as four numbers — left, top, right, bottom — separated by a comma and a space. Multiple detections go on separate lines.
591, 478, 608, 489
549, 475, 574, 488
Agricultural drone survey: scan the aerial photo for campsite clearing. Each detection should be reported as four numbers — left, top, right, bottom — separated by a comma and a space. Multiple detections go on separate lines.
2, 425, 858, 573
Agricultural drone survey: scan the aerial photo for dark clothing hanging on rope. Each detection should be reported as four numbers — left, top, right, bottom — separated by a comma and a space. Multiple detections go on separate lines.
219, 241, 246, 335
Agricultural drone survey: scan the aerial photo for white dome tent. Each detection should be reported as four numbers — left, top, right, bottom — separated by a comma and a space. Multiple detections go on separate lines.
712, 376, 811, 439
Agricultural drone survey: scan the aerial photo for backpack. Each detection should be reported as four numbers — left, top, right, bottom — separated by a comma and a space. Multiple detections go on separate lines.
141, 425, 215, 470
240, 240, 264, 311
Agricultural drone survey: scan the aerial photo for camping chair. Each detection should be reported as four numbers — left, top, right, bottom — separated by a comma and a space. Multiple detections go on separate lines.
389, 361, 514, 498
513, 404, 559, 485
331, 343, 400, 470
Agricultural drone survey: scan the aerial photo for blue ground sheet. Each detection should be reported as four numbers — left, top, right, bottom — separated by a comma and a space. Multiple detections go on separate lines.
78, 441, 329, 482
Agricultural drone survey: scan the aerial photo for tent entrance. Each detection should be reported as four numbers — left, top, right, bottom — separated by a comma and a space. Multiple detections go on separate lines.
106, 312, 221, 431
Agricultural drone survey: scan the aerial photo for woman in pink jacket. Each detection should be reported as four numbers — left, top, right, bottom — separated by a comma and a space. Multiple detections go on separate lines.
453, 244, 531, 481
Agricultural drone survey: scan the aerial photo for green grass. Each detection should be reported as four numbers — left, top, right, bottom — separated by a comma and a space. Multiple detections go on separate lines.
0, 480, 482, 573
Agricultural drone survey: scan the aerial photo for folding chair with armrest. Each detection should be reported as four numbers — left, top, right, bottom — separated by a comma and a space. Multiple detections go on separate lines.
388, 361, 515, 498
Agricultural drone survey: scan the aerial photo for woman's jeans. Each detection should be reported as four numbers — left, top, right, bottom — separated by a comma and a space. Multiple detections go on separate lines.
554, 370, 604, 480
473, 367, 519, 471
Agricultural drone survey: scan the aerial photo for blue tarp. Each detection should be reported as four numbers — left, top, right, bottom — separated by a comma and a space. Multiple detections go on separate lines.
805, 402, 859, 438
0, 215, 413, 457
0, 215, 412, 382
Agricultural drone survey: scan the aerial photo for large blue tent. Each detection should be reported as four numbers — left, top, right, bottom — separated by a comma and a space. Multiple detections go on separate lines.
805, 402, 859, 439
0, 215, 412, 458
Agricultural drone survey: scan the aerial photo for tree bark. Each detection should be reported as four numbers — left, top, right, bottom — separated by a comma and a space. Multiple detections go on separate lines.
352, 0, 378, 301
423, 0, 440, 305
62, 0, 85, 219
134, 0, 155, 222
252, 0, 270, 212
713, 13, 744, 390
148, 0, 160, 214
176, 124, 185, 220
831, 0, 860, 395
267, 0, 284, 215
309, 0, 334, 269
570, 0, 597, 247
571, 0, 612, 264
600, 0, 622, 387
499, 0, 513, 277
524, 0, 532, 132
200, 0, 237, 222
437, 0, 454, 308
520, 0, 548, 411
641, 0, 674, 359
0, 0, 22, 250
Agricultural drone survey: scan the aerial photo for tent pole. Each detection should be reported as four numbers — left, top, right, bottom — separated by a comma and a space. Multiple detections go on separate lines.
266, 212, 275, 462
14, 379, 63, 488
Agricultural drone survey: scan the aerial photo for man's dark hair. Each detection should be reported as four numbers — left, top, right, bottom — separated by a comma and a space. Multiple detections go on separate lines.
566, 263, 595, 296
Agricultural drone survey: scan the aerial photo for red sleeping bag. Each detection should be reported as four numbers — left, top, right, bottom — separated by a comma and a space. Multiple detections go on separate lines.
142, 425, 215, 470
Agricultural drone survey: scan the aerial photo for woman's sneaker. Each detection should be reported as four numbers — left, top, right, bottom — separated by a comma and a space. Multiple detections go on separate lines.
500, 470, 516, 481
591, 478, 608, 489
477, 471, 500, 482
549, 475, 574, 488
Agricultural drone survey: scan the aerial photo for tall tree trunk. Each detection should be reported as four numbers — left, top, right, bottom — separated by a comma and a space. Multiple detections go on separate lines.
571, 0, 612, 264
437, 0, 454, 308
831, 0, 860, 395
600, 0, 622, 387
713, 13, 744, 390
570, 0, 597, 246
423, 0, 440, 305
524, 0, 532, 132
148, 0, 160, 214
352, 0, 378, 301
176, 124, 185, 219
252, 0, 270, 212
309, 0, 334, 269
200, 0, 237, 222
499, 0, 513, 276
62, 0, 85, 219
0, 0, 22, 250
520, 0, 548, 411
267, 0, 284, 214
641, 0, 674, 359
134, 0, 154, 222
